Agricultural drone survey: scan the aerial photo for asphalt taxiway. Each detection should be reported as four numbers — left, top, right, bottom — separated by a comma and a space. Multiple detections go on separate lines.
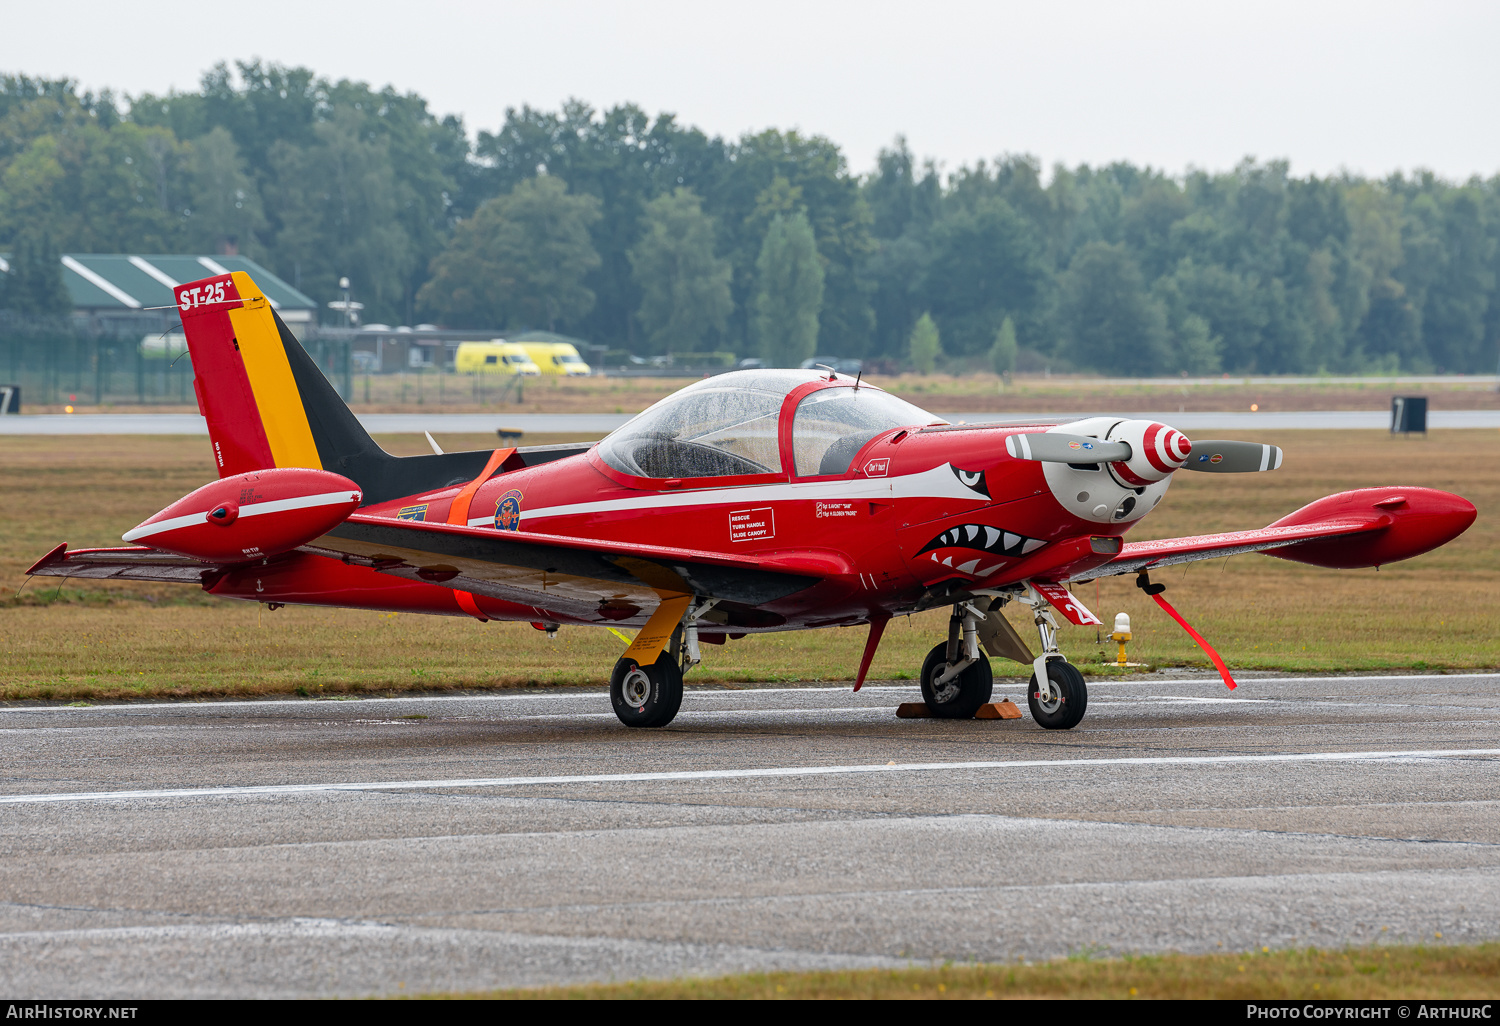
2, 672, 1498, 998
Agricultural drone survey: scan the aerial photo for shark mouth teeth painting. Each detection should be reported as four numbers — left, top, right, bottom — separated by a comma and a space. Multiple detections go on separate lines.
915, 524, 1047, 577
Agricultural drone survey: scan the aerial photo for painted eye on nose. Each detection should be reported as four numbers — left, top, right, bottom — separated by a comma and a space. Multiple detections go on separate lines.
951, 466, 989, 496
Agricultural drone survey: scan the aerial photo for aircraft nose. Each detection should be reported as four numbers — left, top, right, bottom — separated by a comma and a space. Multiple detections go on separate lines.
1109, 420, 1193, 485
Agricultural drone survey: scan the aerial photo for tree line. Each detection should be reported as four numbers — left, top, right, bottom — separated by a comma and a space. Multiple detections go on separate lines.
1, 63, 1497, 375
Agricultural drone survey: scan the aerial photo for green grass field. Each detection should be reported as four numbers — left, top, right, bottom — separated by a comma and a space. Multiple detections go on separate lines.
1, 429, 1495, 701
423, 943, 1500, 1000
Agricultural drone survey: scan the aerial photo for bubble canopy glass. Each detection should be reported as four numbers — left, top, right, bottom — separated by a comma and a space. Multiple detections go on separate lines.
598, 370, 942, 480
792, 385, 942, 476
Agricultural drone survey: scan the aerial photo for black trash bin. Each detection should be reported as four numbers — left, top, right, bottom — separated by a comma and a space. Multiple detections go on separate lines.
1391, 395, 1427, 435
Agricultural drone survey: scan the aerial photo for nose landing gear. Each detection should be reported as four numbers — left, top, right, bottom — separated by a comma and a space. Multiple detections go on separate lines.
1019, 585, 1089, 730
1027, 658, 1088, 729
910, 590, 1090, 726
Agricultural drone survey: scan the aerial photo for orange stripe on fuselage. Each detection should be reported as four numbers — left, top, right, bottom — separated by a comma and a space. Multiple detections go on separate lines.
448, 448, 515, 526
227, 271, 322, 470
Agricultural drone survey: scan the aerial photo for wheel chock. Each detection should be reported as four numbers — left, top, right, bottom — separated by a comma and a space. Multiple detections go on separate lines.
896, 701, 1022, 720
976, 700, 1022, 719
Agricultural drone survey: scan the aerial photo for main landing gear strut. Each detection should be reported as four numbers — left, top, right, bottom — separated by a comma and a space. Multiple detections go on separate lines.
609, 599, 715, 728
919, 603, 994, 718
917, 588, 1089, 729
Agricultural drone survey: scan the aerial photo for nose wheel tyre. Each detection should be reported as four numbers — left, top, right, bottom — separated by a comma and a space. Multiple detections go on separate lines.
919, 642, 994, 718
610, 652, 684, 728
1028, 660, 1088, 729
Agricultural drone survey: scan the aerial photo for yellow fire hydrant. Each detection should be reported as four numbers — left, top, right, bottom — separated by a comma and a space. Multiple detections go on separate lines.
1111, 612, 1132, 667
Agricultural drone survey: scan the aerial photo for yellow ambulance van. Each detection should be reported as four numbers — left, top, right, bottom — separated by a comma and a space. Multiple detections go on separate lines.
519, 342, 591, 376
454, 341, 541, 376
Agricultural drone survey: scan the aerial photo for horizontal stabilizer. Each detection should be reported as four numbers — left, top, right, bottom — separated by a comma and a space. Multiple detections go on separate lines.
25, 544, 224, 585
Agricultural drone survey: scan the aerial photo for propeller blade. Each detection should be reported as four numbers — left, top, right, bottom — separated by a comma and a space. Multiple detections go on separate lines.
1005, 432, 1132, 463
1182, 440, 1283, 473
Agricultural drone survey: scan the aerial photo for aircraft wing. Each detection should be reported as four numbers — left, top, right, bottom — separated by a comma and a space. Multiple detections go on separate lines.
26, 516, 827, 622
1064, 516, 1385, 582
25, 544, 230, 584
300, 513, 824, 617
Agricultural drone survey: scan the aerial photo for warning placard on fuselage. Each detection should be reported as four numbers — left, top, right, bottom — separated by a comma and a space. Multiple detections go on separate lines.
729, 507, 775, 543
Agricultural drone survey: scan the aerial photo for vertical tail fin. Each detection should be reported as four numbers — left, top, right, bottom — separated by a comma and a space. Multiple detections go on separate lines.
177, 271, 360, 475
177, 271, 494, 503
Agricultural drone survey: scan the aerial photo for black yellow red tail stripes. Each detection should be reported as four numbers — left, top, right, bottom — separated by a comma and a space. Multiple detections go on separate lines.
177, 272, 311, 475
176, 272, 498, 505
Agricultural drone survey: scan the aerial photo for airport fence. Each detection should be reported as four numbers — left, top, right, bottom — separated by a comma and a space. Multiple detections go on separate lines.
0, 311, 354, 408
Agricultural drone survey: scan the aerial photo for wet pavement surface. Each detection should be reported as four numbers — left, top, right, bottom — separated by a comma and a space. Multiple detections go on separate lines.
2, 672, 1497, 997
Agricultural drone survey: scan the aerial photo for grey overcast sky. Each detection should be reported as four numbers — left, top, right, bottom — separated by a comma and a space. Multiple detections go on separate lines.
3, 0, 1497, 181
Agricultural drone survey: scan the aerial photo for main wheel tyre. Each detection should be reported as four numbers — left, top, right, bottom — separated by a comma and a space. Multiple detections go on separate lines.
1028, 660, 1088, 729
610, 652, 684, 728
919, 642, 994, 719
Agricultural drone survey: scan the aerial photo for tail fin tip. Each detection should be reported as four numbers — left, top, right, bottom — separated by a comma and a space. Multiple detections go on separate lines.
177, 270, 369, 479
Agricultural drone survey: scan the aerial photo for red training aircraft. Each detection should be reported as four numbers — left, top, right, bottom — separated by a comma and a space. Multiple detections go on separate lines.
29, 272, 1477, 728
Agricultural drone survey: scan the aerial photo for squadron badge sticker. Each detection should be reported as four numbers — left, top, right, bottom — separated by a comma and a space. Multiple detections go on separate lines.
494, 489, 524, 531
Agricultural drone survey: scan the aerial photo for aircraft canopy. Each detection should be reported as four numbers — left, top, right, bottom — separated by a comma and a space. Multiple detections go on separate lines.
598, 370, 941, 480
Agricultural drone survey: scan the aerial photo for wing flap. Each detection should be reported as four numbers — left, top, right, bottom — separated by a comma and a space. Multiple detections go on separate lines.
1067, 516, 1387, 582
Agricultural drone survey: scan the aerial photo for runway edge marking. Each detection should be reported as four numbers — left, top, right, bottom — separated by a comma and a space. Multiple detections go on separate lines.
4, 748, 1499, 805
